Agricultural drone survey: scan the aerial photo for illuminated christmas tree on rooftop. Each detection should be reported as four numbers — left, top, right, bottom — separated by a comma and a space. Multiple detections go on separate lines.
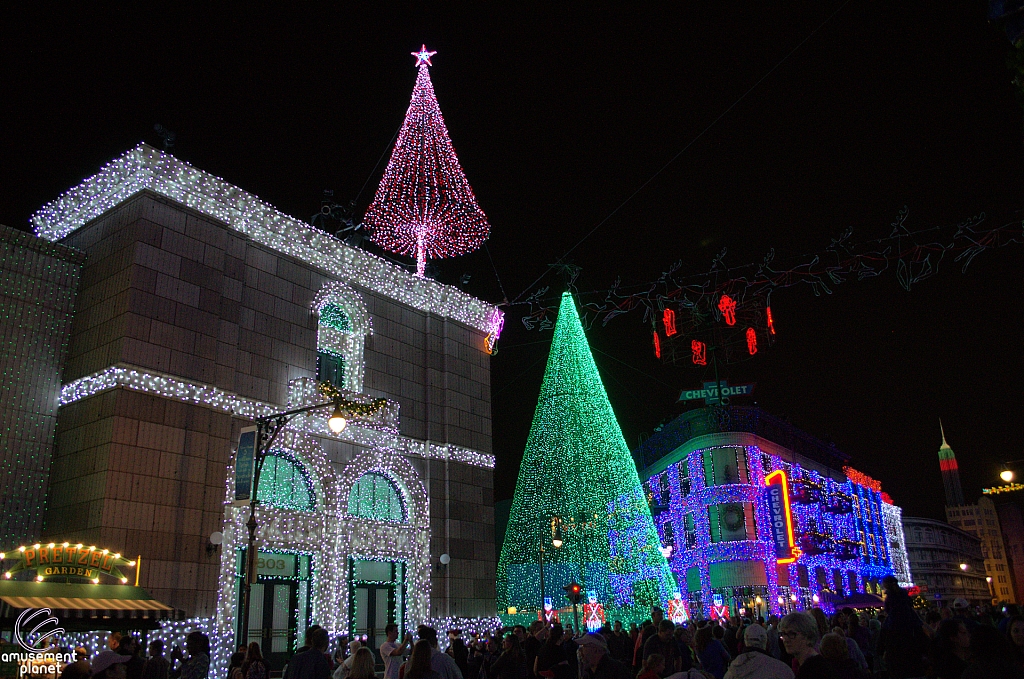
497, 293, 674, 621
363, 45, 491, 276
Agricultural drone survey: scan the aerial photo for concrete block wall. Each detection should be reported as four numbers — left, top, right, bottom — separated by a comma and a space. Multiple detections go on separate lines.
61, 193, 319, 405
62, 192, 493, 454
424, 459, 496, 618
0, 225, 84, 547
45, 388, 231, 615
361, 293, 492, 455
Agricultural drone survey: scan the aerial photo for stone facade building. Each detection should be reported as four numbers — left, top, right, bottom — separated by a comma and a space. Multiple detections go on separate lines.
902, 516, 988, 606
1, 145, 502, 665
946, 496, 1015, 603
995, 501, 1024, 604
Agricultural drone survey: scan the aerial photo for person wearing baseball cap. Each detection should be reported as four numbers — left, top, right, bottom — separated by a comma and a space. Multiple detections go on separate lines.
576, 634, 629, 679
722, 624, 793, 679
91, 650, 132, 679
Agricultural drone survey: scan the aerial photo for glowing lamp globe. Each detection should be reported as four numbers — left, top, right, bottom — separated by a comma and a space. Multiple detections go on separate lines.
959, 563, 968, 571
1001, 469, 1014, 483
328, 404, 347, 433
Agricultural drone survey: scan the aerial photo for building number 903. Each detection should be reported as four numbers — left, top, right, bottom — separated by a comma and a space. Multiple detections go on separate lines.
257, 557, 287, 571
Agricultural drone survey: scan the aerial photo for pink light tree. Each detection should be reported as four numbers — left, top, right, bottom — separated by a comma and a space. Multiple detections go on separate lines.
363, 45, 491, 277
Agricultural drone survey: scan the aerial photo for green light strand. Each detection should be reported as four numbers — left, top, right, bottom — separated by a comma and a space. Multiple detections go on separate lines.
319, 304, 352, 332
258, 453, 315, 511
496, 292, 674, 622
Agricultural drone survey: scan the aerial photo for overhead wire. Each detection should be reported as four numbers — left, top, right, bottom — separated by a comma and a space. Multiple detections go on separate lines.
510, 0, 854, 305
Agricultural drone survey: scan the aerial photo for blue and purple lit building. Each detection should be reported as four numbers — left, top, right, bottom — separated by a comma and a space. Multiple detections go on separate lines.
634, 406, 913, 619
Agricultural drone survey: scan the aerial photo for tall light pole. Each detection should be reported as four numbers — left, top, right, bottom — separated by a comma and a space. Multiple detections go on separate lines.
237, 395, 383, 647
539, 544, 546, 614
551, 512, 598, 592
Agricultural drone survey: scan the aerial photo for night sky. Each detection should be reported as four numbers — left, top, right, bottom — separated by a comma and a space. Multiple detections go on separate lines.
3, 3, 1022, 520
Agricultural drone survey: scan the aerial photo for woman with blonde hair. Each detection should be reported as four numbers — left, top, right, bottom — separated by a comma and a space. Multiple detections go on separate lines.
348, 648, 376, 679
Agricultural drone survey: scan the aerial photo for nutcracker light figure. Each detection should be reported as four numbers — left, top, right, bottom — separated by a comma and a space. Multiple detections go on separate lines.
540, 597, 559, 624
667, 592, 688, 625
583, 591, 605, 633
710, 594, 730, 622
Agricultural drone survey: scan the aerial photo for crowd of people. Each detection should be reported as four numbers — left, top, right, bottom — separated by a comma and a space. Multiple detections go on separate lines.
36, 576, 1024, 679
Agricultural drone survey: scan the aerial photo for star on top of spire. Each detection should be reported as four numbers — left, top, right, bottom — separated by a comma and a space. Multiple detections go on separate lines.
411, 45, 437, 67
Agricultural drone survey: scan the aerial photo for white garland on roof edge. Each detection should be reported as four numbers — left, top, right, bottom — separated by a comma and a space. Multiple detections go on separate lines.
31, 144, 503, 338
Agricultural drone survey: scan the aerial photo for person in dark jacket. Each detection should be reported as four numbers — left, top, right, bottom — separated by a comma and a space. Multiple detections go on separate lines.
694, 627, 730, 679
819, 634, 866, 679
641, 621, 679, 677
142, 641, 170, 679
577, 635, 630, 679
285, 628, 332, 679
488, 635, 527, 679
117, 636, 146, 679
926, 619, 970, 679
535, 625, 570, 679
448, 632, 470, 679
606, 622, 628, 663
876, 577, 927, 679
523, 623, 545, 678
778, 613, 832, 679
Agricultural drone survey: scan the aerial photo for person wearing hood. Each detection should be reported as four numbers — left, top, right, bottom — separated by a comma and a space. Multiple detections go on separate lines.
723, 625, 793, 679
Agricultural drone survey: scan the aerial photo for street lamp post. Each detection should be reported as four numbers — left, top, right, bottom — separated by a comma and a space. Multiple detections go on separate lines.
983, 459, 1024, 495
539, 545, 546, 614
237, 396, 373, 647
551, 512, 598, 591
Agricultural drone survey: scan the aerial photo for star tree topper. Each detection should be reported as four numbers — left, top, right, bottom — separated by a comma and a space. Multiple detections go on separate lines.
411, 45, 437, 66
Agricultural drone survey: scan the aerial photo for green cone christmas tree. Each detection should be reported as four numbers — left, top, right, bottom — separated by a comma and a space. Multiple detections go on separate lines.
497, 293, 674, 621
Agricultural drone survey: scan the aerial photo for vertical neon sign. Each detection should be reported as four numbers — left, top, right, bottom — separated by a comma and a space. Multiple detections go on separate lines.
764, 470, 800, 564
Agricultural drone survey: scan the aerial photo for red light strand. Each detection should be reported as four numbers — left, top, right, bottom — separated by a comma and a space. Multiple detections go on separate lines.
653, 331, 661, 359
663, 308, 677, 336
842, 466, 885, 493
691, 340, 706, 366
718, 294, 737, 326
745, 327, 757, 355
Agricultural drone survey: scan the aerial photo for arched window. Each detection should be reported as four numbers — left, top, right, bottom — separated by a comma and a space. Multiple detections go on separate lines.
312, 283, 371, 393
258, 453, 315, 511
348, 473, 405, 523
316, 304, 349, 388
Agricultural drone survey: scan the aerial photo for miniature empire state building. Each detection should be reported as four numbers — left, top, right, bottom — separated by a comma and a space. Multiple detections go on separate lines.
939, 424, 1017, 604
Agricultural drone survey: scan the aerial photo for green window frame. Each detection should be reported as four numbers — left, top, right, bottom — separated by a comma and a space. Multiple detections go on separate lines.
316, 350, 345, 388
348, 473, 405, 523
258, 453, 315, 511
